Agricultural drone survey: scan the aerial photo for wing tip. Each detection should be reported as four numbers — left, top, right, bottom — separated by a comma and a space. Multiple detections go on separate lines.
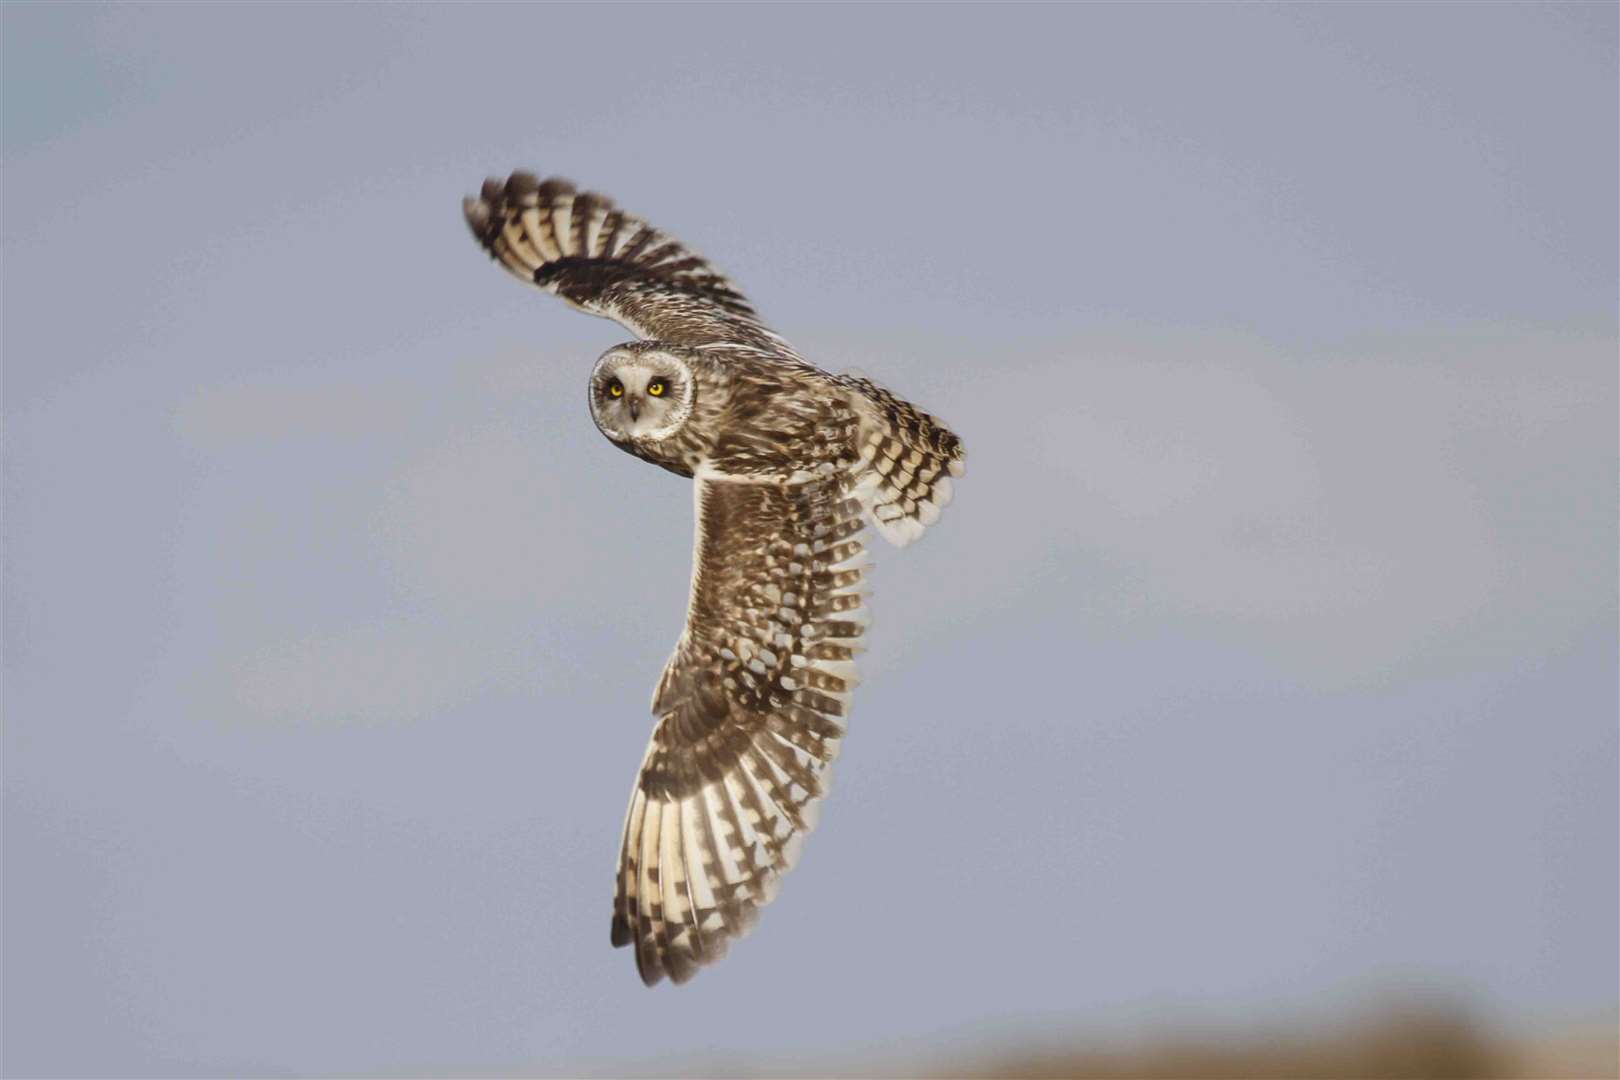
461, 194, 493, 240
506, 170, 540, 198
634, 937, 666, 987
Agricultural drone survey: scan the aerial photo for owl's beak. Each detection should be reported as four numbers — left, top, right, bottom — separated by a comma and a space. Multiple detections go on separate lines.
627, 397, 642, 421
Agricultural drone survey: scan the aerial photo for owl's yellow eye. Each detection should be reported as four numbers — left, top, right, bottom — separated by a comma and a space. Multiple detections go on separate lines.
608, 381, 623, 398
648, 381, 666, 397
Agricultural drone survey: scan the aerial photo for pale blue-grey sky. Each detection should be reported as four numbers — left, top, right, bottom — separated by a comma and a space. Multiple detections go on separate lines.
3, 3, 1616, 1077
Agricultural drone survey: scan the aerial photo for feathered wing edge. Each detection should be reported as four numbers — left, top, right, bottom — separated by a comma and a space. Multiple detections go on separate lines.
611, 478, 867, 986
841, 374, 966, 547
463, 170, 791, 351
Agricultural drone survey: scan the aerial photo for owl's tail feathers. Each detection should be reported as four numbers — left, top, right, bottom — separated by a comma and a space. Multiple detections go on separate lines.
841, 375, 965, 547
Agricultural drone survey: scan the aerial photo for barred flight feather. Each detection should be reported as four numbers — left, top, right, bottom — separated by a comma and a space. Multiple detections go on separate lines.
612, 475, 864, 986
464, 170, 792, 354
840, 374, 966, 547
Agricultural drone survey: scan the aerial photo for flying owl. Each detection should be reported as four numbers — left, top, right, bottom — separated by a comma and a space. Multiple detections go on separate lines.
462, 171, 964, 986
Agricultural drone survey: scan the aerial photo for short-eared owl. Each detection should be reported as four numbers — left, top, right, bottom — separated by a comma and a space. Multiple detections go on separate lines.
463, 171, 964, 986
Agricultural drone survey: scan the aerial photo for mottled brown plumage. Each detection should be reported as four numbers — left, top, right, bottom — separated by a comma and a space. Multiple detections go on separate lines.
463, 169, 965, 985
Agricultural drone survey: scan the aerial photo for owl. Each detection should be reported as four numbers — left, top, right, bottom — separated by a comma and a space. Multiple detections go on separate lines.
463, 171, 964, 986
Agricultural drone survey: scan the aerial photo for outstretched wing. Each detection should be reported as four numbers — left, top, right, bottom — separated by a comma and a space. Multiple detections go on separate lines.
613, 475, 867, 986
463, 170, 792, 353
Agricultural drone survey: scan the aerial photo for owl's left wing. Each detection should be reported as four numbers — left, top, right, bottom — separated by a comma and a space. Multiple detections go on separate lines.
613, 475, 868, 986
463, 170, 792, 353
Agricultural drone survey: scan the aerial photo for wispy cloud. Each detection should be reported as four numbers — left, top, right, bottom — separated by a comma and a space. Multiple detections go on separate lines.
883, 326, 1614, 684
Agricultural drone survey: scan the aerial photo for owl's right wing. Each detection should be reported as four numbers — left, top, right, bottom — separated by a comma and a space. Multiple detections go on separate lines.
463, 170, 792, 353
612, 474, 868, 986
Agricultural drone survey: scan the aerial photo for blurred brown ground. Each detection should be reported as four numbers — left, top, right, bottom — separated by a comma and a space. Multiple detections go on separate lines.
930, 1005, 1619, 1080
584, 1004, 1619, 1080
513, 1002, 1620, 1079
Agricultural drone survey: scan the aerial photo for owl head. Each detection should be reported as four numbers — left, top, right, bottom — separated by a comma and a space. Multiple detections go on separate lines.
588, 343, 696, 443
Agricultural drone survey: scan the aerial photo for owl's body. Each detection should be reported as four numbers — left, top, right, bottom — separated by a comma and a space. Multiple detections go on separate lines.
584, 342, 839, 480
464, 171, 963, 985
